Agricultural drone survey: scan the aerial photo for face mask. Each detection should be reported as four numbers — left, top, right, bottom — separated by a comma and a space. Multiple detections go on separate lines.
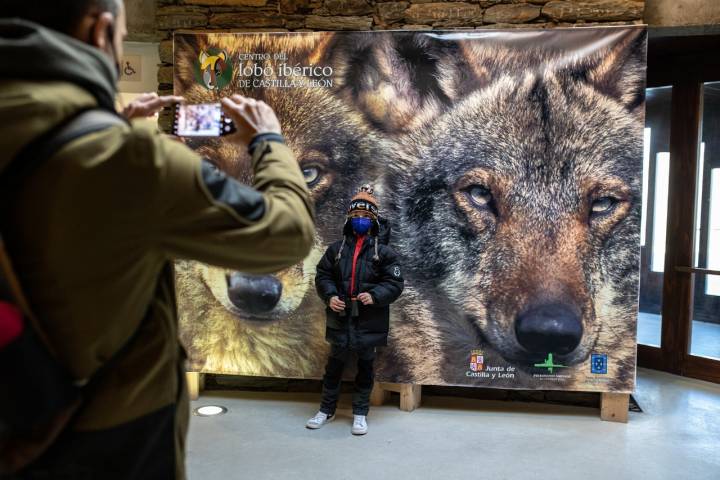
351, 217, 372, 235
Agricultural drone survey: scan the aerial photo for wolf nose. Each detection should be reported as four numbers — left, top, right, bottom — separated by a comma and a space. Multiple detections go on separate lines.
515, 303, 583, 356
226, 273, 282, 315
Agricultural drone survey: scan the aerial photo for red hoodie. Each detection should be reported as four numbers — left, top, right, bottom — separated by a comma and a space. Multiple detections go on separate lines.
349, 234, 366, 298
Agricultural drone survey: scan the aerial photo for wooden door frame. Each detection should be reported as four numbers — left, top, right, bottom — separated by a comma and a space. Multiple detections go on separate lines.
639, 30, 720, 384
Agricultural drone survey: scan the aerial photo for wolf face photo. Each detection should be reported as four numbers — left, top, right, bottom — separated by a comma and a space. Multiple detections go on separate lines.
174, 33, 386, 376
368, 29, 645, 391
174, 29, 646, 392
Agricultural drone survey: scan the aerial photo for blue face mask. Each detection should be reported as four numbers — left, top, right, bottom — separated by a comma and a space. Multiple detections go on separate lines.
351, 217, 372, 235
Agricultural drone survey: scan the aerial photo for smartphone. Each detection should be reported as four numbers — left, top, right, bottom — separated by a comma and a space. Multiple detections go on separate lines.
172, 103, 236, 137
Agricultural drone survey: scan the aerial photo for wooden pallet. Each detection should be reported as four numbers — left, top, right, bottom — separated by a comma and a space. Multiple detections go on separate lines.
370, 381, 629, 422
186, 373, 629, 422
370, 382, 422, 412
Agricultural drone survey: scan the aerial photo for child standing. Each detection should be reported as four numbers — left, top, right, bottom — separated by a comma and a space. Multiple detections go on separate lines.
307, 185, 404, 435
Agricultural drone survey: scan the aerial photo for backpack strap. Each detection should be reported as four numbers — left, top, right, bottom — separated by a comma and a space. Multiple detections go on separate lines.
0, 234, 37, 321
0, 109, 127, 355
2, 109, 127, 183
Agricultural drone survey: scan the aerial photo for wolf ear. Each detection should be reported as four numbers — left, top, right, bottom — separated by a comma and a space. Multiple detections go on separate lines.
325, 33, 477, 134
584, 29, 647, 112
174, 35, 204, 93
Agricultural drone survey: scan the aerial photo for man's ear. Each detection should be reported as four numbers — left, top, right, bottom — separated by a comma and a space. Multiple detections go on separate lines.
90, 12, 115, 53
323, 33, 480, 134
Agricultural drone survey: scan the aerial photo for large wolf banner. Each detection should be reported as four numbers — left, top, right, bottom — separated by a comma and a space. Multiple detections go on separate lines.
174, 27, 646, 393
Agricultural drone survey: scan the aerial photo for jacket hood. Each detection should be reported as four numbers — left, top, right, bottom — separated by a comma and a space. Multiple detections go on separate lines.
342, 216, 392, 245
0, 19, 117, 111
376, 216, 391, 245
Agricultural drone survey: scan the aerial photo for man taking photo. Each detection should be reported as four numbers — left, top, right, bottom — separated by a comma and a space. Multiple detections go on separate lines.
0, 0, 314, 478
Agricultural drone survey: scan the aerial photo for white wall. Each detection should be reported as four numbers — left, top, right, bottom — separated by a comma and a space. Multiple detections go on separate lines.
117, 41, 161, 125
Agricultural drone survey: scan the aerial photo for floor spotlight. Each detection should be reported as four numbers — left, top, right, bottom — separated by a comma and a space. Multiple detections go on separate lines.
193, 405, 228, 417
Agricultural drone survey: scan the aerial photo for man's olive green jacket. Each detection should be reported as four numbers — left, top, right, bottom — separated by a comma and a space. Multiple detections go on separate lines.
0, 20, 314, 431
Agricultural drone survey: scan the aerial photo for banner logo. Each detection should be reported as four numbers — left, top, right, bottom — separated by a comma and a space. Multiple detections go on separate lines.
470, 350, 484, 372
195, 49, 233, 91
591, 353, 608, 374
533, 353, 567, 374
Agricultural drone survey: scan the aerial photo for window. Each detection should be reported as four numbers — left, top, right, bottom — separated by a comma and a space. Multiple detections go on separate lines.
706, 169, 720, 296
639, 35, 720, 384
638, 86, 672, 348
651, 152, 670, 273
694, 143, 705, 269
690, 81, 720, 360
641, 127, 651, 247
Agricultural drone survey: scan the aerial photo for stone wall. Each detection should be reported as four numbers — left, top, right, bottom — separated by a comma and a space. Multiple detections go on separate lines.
644, 0, 720, 27
125, 0, 158, 41
154, 0, 645, 113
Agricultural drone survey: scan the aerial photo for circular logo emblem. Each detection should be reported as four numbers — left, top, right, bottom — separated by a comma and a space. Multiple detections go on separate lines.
194, 48, 234, 91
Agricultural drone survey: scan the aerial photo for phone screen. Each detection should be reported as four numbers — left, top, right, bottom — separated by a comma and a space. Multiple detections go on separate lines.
174, 103, 223, 137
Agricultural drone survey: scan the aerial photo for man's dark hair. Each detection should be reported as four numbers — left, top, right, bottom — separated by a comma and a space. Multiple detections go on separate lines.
3, 0, 119, 35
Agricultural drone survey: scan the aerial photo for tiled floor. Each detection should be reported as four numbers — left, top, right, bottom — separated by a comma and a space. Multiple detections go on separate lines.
187, 368, 720, 480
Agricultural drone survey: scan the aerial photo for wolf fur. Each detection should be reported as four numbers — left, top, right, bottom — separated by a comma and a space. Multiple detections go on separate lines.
368, 29, 646, 391
173, 33, 387, 376
173, 29, 646, 392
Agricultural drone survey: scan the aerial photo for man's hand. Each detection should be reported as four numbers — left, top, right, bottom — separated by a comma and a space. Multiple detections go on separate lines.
329, 296, 346, 313
122, 92, 184, 120
357, 293, 374, 305
221, 95, 282, 148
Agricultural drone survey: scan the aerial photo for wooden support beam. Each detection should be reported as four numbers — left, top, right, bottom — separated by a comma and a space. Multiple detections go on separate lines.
399, 384, 422, 412
371, 382, 422, 411
370, 382, 391, 406
186, 372, 204, 401
600, 393, 630, 423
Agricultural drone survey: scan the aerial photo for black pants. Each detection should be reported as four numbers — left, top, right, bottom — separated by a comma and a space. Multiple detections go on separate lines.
12, 367, 189, 480
11, 406, 177, 480
319, 344, 376, 416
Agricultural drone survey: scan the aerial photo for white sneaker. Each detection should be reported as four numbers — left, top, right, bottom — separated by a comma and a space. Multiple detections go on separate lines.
351, 415, 368, 435
306, 411, 333, 429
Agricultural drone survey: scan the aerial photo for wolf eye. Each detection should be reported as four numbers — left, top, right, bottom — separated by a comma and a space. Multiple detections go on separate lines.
590, 196, 618, 215
467, 185, 493, 208
302, 166, 322, 187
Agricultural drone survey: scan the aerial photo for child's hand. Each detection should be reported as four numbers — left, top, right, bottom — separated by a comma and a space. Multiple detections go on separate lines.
329, 296, 346, 312
357, 293, 374, 305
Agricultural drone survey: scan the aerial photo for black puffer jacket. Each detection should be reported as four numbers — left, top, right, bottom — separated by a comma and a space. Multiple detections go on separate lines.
315, 217, 404, 348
